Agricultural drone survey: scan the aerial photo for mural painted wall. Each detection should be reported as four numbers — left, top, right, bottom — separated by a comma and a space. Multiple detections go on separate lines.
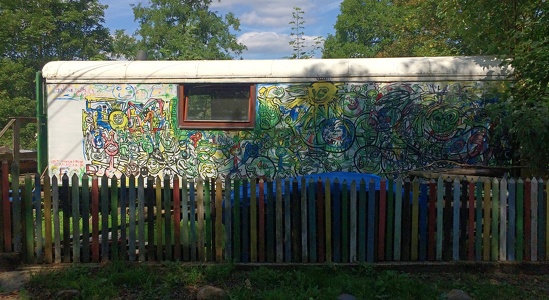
47, 81, 509, 179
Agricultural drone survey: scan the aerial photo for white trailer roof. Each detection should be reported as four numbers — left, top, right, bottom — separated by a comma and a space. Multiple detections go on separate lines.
42, 56, 512, 84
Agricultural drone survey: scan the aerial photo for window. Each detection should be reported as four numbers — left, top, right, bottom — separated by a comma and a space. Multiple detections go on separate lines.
179, 84, 256, 129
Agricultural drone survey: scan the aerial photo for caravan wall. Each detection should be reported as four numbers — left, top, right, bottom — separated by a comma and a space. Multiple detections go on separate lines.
43, 57, 511, 179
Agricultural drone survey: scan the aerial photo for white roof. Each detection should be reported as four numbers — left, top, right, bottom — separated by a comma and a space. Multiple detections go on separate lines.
42, 56, 512, 84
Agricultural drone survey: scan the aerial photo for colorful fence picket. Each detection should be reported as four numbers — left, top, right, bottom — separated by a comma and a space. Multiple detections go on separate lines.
1, 168, 548, 264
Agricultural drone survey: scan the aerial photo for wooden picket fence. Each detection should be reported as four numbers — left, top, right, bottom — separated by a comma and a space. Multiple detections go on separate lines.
0, 163, 548, 264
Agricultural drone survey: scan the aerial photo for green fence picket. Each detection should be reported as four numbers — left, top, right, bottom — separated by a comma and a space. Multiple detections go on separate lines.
34, 174, 43, 263
1, 161, 10, 252
91, 176, 99, 263
44, 176, 52, 263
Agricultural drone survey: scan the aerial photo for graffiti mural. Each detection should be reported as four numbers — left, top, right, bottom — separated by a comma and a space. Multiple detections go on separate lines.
48, 81, 508, 179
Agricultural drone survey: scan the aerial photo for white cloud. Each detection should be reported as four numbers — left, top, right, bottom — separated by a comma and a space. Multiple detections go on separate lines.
238, 32, 292, 59
238, 31, 324, 59
101, 0, 340, 59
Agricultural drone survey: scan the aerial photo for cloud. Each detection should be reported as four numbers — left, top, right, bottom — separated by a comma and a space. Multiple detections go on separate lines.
238, 31, 324, 59
101, 0, 339, 59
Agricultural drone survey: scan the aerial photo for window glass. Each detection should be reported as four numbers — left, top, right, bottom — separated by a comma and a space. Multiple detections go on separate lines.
179, 84, 255, 129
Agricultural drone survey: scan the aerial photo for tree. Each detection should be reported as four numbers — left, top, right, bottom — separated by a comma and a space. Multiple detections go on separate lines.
326, 0, 549, 175
130, 0, 246, 60
443, 0, 549, 175
0, 0, 112, 149
323, 0, 461, 58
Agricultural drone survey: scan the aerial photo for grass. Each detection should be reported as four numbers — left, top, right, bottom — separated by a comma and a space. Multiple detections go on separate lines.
21, 262, 549, 300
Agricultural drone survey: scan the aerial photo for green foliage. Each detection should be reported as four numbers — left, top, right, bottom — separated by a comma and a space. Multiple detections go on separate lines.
0, 0, 112, 66
323, 0, 461, 58
0, 0, 112, 149
130, 0, 246, 60
439, 0, 549, 175
325, 0, 549, 175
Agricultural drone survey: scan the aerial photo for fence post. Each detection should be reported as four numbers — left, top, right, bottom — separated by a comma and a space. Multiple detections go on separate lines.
436, 177, 443, 261
61, 173, 70, 263
233, 179, 241, 262
412, 178, 420, 261
500, 177, 508, 261
508, 178, 516, 261
164, 174, 173, 261
24, 174, 33, 263
358, 179, 366, 262
394, 178, 403, 261
101, 175, 109, 262
91, 176, 99, 263
72, 174, 80, 263
224, 176, 232, 262
283, 178, 290, 262
82, 174, 90, 263
52, 175, 61, 263
348, 180, 356, 263
182, 177, 189, 262
44, 175, 52, 263
11, 162, 21, 254
249, 177, 257, 263
129, 175, 137, 262
34, 173, 42, 263
379, 178, 387, 262
275, 178, 283, 263
120, 174, 127, 260
137, 176, 146, 262
538, 179, 545, 261
196, 177, 204, 262
452, 178, 460, 261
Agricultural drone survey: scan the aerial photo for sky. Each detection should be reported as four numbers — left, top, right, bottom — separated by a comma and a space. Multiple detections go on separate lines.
100, 0, 343, 59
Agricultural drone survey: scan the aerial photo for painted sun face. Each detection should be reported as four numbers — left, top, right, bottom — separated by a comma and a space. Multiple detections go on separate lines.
307, 82, 337, 105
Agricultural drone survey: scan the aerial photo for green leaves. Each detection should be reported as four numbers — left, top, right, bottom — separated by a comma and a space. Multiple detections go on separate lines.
131, 0, 246, 60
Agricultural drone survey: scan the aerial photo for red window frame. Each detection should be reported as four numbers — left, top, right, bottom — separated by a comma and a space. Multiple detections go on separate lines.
178, 84, 256, 129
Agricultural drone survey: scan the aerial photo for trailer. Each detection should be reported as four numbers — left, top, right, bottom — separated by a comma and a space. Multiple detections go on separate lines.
40, 56, 511, 179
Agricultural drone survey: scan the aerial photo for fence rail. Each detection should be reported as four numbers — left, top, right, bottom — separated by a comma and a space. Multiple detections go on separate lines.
1, 164, 548, 264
